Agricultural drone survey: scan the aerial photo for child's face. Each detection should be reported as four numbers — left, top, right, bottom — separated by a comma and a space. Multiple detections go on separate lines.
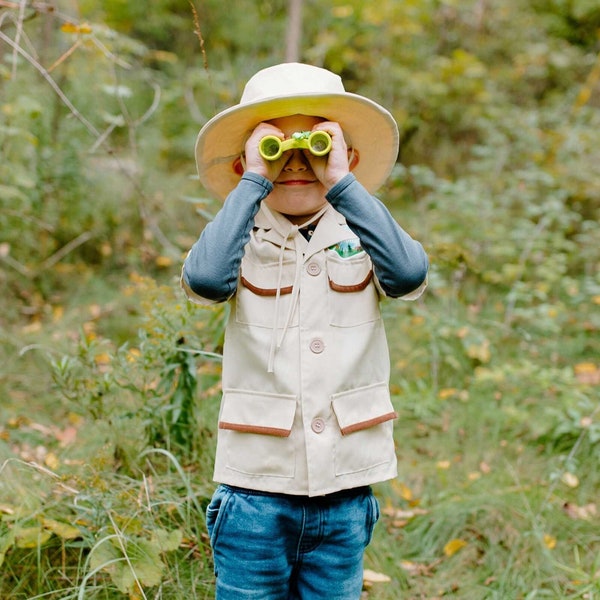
263, 115, 329, 224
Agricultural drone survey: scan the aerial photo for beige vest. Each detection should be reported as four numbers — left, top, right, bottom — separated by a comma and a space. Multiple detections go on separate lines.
184, 203, 401, 496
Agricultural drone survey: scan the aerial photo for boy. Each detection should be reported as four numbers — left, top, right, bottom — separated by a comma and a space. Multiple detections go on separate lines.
182, 63, 428, 599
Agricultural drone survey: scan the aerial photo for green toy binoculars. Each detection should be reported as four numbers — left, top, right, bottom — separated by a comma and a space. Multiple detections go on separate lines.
259, 130, 332, 161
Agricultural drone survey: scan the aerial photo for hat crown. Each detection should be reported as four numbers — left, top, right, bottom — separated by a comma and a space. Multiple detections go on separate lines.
240, 63, 345, 105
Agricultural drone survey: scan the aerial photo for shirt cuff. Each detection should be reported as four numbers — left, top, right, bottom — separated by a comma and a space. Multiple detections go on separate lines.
326, 173, 359, 203
241, 171, 274, 194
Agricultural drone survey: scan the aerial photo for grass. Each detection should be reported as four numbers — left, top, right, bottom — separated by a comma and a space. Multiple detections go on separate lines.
1, 151, 599, 599
2, 0, 599, 595
2, 270, 598, 599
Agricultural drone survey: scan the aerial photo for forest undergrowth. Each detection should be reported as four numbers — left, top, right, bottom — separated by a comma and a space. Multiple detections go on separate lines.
1, 1, 599, 598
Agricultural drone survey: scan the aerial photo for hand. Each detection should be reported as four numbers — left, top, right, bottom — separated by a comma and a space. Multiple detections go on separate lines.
304, 121, 351, 189
244, 123, 288, 182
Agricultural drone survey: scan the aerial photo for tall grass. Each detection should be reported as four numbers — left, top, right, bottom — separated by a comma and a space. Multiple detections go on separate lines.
2, 0, 599, 597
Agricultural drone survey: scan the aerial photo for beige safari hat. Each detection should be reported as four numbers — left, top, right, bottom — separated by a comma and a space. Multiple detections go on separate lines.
195, 62, 399, 200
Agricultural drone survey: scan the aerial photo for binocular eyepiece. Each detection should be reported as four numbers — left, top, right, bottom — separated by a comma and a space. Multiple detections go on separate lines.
259, 130, 332, 161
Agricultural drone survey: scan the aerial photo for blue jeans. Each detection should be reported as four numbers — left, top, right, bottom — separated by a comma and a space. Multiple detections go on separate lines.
205, 485, 380, 599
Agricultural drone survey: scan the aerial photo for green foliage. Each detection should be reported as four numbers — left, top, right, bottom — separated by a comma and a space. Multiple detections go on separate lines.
0, 449, 214, 598
89, 525, 183, 595
51, 276, 224, 466
1, 0, 599, 597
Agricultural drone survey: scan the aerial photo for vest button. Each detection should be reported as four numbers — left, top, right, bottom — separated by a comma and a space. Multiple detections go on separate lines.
311, 418, 325, 433
307, 262, 321, 276
309, 338, 325, 354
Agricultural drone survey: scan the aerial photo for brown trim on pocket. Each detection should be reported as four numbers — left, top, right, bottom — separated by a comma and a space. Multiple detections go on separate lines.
339, 411, 397, 436
328, 269, 373, 293
219, 421, 292, 437
240, 276, 293, 297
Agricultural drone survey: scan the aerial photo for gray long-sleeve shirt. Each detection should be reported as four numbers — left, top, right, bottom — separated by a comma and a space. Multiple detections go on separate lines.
183, 172, 428, 302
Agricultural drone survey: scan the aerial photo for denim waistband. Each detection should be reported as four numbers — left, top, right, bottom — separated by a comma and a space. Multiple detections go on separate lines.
221, 484, 371, 503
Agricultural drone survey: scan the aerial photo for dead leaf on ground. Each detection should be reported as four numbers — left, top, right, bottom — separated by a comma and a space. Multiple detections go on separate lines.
363, 569, 391, 585
444, 538, 468, 557
543, 534, 557, 550
400, 559, 441, 577
383, 506, 429, 528
563, 502, 597, 520
391, 480, 414, 502
561, 472, 579, 488
574, 362, 600, 385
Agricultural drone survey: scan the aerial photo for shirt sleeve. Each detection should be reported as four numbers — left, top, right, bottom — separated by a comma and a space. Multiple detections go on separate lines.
181, 172, 273, 304
326, 173, 428, 299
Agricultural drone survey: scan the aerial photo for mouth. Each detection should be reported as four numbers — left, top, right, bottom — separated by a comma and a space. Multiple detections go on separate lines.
276, 179, 317, 186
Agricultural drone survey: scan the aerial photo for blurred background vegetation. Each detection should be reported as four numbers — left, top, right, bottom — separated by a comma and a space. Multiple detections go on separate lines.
1, 1, 599, 598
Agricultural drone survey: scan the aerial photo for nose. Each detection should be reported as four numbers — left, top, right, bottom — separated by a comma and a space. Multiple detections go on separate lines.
283, 149, 309, 171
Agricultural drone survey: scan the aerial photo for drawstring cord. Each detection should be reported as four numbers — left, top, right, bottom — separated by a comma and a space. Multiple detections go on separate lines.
265, 205, 329, 373
267, 224, 297, 372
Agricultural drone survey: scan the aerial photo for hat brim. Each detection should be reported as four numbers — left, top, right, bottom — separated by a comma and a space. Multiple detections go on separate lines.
195, 92, 399, 200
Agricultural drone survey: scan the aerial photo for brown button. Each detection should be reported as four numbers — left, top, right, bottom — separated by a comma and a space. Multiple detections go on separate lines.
309, 338, 325, 354
311, 418, 325, 434
307, 262, 321, 276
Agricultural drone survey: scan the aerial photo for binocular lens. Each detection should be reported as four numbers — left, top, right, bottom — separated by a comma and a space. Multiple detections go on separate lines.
261, 137, 281, 158
310, 134, 328, 153
258, 131, 332, 161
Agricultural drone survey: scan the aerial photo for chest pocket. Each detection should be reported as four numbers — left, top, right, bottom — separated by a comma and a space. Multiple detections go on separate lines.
326, 249, 380, 327
235, 256, 300, 329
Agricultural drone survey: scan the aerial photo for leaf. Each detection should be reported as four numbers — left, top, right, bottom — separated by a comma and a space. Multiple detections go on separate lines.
0, 504, 15, 516
383, 507, 429, 520
574, 362, 600, 385
400, 560, 434, 576
151, 528, 183, 552
94, 353, 112, 366
561, 472, 579, 488
465, 338, 491, 363
59, 22, 92, 35
363, 569, 391, 585
15, 526, 52, 548
42, 518, 81, 540
60, 22, 80, 33
0, 529, 16, 568
127, 539, 164, 588
543, 534, 556, 550
90, 535, 166, 594
563, 502, 597, 520
44, 452, 60, 470
391, 480, 414, 502
444, 538, 468, 557
155, 256, 174, 268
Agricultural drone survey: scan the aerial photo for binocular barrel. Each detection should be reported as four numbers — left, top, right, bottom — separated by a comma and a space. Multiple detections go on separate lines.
259, 131, 332, 161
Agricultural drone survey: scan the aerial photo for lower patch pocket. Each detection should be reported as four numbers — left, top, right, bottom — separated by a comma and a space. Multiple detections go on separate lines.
331, 383, 397, 476
219, 390, 297, 478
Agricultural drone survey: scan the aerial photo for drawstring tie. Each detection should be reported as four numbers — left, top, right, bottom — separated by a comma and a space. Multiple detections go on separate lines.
265, 205, 328, 373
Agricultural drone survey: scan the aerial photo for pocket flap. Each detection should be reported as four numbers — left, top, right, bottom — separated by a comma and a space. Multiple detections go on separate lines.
326, 250, 373, 292
331, 383, 397, 436
219, 390, 297, 437
240, 257, 296, 296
